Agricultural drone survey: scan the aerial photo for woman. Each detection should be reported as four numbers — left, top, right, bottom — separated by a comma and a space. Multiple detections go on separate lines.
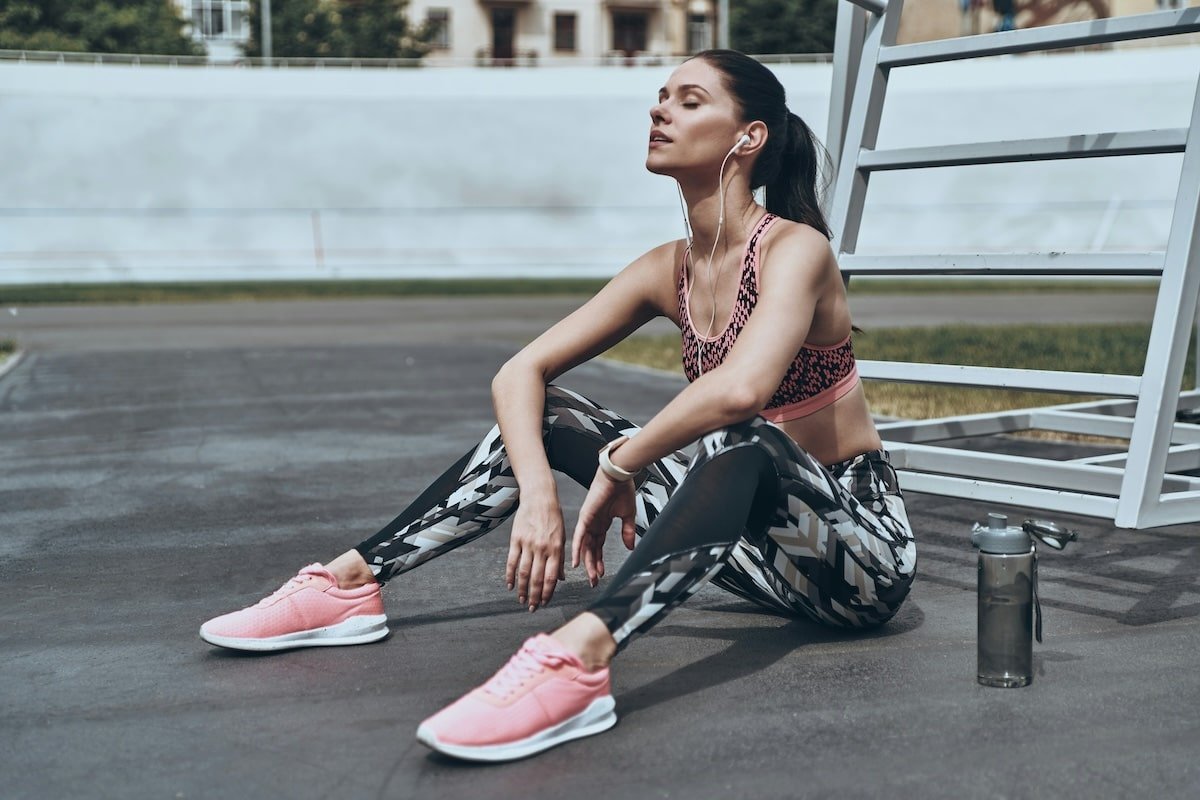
200, 50, 917, 762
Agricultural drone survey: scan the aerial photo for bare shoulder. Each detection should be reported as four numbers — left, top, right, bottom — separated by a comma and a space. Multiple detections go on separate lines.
626, 238, 686, 276
620, 238, 686, 315
758, 218, 838, 288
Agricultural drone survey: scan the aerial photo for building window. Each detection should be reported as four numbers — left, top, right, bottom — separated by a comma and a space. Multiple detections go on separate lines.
612, 11, 648, 56
427, 8, 451, 49
190, 1, 248, 40
554, 13, 577, 52
687, 14, 711, 54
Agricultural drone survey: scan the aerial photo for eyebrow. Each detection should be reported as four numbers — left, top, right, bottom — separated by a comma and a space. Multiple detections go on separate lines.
658, 83, 713, 99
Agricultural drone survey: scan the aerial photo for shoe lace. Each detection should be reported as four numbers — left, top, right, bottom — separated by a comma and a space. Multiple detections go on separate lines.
254, 571, 318, 608
481, 641, 566, 700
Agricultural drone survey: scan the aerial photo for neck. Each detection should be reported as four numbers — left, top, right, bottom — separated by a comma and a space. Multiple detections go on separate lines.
678, 172, 762, 257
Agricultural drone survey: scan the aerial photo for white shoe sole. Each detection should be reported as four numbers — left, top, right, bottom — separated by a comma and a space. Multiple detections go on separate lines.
199, 614, 389, 652
416, 695, 617, 762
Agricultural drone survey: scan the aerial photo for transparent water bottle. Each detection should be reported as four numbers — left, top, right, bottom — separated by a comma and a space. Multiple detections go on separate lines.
970, 513, 1076, 688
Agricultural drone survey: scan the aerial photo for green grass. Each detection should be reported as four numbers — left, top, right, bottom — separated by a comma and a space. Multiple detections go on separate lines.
0, 339, 14, 365
604, 323, 1192, 425
0, 279, 611, 305
0, 277, 1159, 305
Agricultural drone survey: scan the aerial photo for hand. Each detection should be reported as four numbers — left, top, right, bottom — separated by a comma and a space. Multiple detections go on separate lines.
571, 469, 638, 587
506, 493, 566, 611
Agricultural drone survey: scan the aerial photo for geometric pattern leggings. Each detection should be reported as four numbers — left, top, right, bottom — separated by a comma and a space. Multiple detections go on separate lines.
355, 385, 917, 654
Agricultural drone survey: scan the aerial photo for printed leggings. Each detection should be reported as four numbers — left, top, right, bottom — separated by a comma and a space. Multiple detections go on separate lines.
354, 385, 917, 652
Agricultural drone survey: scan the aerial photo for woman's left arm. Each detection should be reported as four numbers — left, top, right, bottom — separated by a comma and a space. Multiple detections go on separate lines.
572, 226, 833, 575
612, 225, 831, 470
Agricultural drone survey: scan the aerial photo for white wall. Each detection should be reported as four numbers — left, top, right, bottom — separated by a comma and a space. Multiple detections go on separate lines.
0, 46, 1197, 284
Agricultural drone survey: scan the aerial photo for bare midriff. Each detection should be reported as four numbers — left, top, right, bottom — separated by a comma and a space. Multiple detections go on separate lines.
775, 379, 883, 467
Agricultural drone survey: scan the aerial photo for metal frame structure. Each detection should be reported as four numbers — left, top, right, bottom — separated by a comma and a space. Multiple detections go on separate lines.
826, 2, 1200, 528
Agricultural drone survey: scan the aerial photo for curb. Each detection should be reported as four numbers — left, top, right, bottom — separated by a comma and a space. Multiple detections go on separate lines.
0, 349, 25, 382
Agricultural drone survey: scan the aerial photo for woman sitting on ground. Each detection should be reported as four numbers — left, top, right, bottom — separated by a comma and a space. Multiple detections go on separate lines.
200, 49, 918, 762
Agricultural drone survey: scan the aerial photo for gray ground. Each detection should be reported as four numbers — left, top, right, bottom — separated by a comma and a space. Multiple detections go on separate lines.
1, 297, 1196, 800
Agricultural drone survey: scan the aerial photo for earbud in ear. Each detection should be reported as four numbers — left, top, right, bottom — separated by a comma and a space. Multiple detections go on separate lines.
736, 134, 751, 150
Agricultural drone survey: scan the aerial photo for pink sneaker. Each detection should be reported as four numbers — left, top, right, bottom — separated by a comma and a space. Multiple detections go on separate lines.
199, 564, 387, 651
416, 634, 616, 762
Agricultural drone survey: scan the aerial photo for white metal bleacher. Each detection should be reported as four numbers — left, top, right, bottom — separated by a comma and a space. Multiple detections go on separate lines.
825, 2, 1200, 528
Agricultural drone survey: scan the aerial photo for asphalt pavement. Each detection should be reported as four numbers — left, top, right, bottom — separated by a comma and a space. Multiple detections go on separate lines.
1, 297, 1197, 800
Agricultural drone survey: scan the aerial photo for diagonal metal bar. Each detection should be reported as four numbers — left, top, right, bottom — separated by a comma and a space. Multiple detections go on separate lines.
1117, 77, 1200, 527
846, 0, 887, 15
828, 0, 907, 258
879, 8, 1200, 67
857, 129, 1187, 171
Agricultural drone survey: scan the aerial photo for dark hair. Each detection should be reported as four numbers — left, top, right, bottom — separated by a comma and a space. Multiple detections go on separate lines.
690, 49, 832, 239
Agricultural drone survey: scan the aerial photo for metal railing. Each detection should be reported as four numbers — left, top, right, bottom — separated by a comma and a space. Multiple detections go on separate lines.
0, 48, 834, 69
827, 3, 1200, 528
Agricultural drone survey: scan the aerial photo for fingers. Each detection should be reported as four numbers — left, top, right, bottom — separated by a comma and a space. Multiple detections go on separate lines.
512, 539, 565, 611
621, 515, 638, 551
541, 552, 562, 608
571, 520, 584, 569
515, 549, 534, 606
524, 552, 564, 611
505, 539, 520, 591
526, 553, 547, 610
583, 534, 606, 586
582, 542, 598, 587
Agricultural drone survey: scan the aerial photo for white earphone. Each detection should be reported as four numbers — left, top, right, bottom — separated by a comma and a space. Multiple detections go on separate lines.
718, 135, 752, 227
677, 132, 753, 375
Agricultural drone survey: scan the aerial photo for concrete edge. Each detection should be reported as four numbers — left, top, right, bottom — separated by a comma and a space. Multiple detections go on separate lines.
0, 348, 26, 382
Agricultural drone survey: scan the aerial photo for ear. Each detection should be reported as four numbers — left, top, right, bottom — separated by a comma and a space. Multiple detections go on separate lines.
737, 120, 770, 157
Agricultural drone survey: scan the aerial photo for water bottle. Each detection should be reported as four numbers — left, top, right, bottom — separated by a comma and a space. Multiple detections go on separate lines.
970, 513, 1076, 688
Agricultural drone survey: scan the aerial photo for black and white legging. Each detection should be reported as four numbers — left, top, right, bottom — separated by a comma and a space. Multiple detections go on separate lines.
355, 385, 917, 652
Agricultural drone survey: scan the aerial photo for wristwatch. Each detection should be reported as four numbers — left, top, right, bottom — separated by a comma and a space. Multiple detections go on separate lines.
598, 436, 638, 482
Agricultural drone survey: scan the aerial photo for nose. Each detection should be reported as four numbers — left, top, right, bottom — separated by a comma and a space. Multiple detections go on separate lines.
649, 102, 667, 124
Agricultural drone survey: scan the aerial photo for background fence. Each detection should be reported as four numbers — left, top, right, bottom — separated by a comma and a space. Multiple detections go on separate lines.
1, 45, 1197, 283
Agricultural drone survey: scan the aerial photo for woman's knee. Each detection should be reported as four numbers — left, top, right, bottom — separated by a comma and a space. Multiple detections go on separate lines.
542, 385, 637, 438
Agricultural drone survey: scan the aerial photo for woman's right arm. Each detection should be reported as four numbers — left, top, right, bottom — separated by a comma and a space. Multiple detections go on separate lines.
491, 241, 679, 611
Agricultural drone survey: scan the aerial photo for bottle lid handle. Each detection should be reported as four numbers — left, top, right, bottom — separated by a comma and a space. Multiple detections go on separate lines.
1022, 519, 1078, 551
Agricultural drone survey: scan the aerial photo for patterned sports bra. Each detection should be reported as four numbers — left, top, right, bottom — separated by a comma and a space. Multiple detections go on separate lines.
678, 213, 860, 423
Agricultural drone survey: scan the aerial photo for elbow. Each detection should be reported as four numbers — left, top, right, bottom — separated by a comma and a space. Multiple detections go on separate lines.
492, 358, 519, 401
492, 353, 546, 400
721, 383, 768, 422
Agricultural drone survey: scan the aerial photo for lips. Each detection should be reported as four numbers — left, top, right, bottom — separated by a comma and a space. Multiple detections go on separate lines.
649, 130, 672, 144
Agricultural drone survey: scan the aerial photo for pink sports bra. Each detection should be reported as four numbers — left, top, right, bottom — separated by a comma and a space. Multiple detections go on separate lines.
678, 213, 860, 423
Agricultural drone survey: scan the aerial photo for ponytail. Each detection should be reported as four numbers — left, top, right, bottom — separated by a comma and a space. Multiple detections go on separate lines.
765, 112, 832, 239
691, 49, 833, 239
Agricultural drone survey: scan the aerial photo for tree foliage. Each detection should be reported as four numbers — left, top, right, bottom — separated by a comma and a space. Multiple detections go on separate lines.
0, 0, 201, 54
242, 0, 437, 60
730, 0, 838, 55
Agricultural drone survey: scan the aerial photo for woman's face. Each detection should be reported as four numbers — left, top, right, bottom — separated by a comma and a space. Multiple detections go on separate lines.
646, 58, 744, 179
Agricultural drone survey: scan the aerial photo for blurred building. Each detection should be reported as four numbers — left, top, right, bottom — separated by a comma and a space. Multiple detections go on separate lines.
898, 0, 1200, 45
406, 0, 718, 65
171, 0, 1199, 64
171, 0, 716, 64
177, 1, 251, 62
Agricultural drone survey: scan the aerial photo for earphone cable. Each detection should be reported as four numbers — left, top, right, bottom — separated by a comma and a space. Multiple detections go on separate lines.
688, 144, 739, 375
